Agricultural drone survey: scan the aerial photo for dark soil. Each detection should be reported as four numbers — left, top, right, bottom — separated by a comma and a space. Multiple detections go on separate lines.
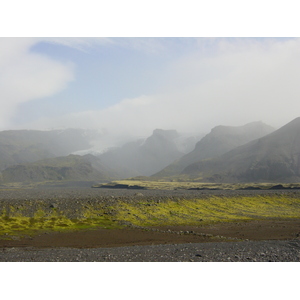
1, 219, 299, 249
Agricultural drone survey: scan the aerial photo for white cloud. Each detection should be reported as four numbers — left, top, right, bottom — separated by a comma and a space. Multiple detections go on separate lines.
161, 38, 300, 129
7, 38, 300, 148
0, 38, 74, 129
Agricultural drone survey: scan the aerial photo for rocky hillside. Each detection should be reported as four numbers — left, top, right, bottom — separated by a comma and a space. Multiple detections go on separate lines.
182, 117, 300, 183
153, 121, 274, 178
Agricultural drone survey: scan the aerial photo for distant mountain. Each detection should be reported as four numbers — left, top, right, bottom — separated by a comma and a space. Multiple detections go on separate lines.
0, 154, 117, 183
0, 127, 200, 182
153, 121, 274, 178
98, 129, 186, 178
0, 129, 98, 171
181, 117, 300, 183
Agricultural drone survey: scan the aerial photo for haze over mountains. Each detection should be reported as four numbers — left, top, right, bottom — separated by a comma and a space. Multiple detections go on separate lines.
154, 121, 274, 178
1, 117, 300, 184
97, 129, 199, 178
0, 128, 201, 184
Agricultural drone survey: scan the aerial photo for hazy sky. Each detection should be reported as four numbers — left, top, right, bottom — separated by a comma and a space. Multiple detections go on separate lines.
1, 37, 300, 145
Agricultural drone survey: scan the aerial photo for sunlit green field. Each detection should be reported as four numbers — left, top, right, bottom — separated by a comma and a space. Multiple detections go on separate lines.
1, 194, 300, 238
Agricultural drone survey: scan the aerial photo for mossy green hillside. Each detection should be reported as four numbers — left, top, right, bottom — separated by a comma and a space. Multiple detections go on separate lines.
114, 195, 300, 226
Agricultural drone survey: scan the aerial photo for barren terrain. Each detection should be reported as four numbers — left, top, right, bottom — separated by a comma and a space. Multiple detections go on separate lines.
0, 187, 299, 261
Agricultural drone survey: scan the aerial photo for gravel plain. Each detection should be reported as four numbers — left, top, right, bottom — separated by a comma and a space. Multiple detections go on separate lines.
1, 239, 300, 262
0, 187, 300, 262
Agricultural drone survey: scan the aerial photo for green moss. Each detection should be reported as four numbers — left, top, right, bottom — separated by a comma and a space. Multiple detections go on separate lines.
34, 209, 46, 218
1, 194, 300, 239
114, 195, 300, 226
0, 205, 121, 239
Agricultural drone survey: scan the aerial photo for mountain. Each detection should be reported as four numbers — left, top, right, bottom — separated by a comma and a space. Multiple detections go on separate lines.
181, 117, 300, 183
0, 127, 199, 183
0, 154, 117, 183
153, 121, 274, 178
0, 129, 98, 171
98, 129, 186, 178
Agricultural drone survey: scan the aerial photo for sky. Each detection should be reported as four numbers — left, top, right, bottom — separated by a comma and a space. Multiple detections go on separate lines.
1, 1, 300, 149
1, 37, 300, 147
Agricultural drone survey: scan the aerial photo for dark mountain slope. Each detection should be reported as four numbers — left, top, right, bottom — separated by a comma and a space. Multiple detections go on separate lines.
154, 121, 274, 178
182, 117, 300, 183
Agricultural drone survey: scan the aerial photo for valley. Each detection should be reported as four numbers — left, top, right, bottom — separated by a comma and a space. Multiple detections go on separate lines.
1, 117, 300, 261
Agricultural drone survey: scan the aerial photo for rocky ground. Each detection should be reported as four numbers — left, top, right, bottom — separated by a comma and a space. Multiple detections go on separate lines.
1, 239, 300, 262
0, 187, 300, 262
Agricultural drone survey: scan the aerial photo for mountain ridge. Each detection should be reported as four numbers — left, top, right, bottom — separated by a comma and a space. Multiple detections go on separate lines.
153, 121, 274, 178
98, 129, 187, 178
181, 117, 300, 182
